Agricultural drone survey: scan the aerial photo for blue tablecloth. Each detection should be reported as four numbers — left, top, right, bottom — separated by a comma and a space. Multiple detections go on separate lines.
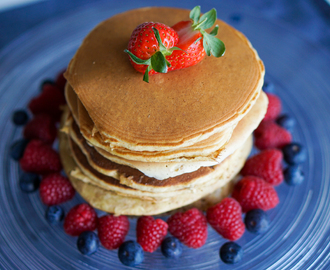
1, 0, 330, 53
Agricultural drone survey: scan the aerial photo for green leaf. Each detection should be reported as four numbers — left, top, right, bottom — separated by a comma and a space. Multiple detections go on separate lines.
203, 33, 226, 57
203, 37, 211, 57
124, 49, 151, 65
209, 25, 219, 36
198, 8, 217, 30
150, 51, 168, 73
143, 66, 151, 83
189, 6, 201, 24
152, 28, 166, 51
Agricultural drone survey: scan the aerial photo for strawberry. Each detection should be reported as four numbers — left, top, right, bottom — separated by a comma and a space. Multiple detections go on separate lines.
23, 114, 57, 144
28, 83, 66, 121
64, 203, 98, 236
39, 173, 75, 205
98, 214, 129, 250
167, 208, 207, 249
264, 93, 282, 121
241, 149, 284, 186
125, 6, 225, 82
20, 140, 62, 174
206, 198, 245, 241
232, 176, 279, 212
167, 6, 225, 70
136, 216, 168, 253
125, 22, 179, 82
254, 120, 292, 150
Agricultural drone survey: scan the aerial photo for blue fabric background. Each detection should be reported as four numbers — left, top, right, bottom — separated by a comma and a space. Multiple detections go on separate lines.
0, 0, 329, 53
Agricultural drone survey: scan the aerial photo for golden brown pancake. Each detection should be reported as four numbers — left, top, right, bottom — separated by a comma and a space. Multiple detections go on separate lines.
65, 7, 264, 151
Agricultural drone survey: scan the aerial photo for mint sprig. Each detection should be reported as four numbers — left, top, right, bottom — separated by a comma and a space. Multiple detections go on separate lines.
124, 28, 181, 83
190, 6, 225, 58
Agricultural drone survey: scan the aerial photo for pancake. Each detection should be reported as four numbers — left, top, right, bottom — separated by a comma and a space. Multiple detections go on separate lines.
59, 123, 252, 215
65, 7, 264, 151
64, 85, 268, 179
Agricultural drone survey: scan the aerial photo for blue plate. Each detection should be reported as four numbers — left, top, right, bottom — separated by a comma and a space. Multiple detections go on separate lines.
1, 1, 330, 269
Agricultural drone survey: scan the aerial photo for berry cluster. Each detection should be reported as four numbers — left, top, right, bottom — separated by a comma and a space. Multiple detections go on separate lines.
11, 76, 306, 267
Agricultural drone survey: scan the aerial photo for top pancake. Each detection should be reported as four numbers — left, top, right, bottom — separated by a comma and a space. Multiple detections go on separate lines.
65, 7, 264, 150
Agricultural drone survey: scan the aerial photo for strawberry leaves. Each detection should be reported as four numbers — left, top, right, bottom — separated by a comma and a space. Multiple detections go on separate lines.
190, 6, 225, 58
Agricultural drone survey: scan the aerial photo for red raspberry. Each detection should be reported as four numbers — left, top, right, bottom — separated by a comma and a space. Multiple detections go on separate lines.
39, 173, 75, 205
232, 176, 279, 212
167, 208, 207, 249
64, 203, 98, 236
19, 140, 62, 174
55, 70, 67, 91
98, 214, 129, 250
264, 93, 281, 120
23, 114, 57, 144
206, 198, 245, 241
28, 84, 65, 121
254, 120, 292, 150
136, 216, 168, 252
241, 149, 284, 186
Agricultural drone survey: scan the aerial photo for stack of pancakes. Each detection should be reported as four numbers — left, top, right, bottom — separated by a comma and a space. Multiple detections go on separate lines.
59, 7, 267, 215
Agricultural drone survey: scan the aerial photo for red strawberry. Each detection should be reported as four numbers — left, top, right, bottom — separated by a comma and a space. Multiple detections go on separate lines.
167, 208, 207, 248
64, 203, 98, 236
206, 198, 245, 241
55, 69, 67, 91
136, 216, 168, 252
28, 84, 65, 121
125, 22, 179, 82
264, 93, 281, 120
125, 6, 225, 82
232, 176, 279, 212
20, 140, 62, 174
254, 120, 292, 150
98, 215, 129, 250
23, 114, 57, 144
39, 173, 75, 205
241, 149, 284, 186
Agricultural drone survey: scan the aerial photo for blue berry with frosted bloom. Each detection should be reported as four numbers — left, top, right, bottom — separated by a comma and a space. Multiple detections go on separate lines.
244, 209, 269, 234
118, 240, 144, 266
284, 165, 304, 186
220, 242, 243, 264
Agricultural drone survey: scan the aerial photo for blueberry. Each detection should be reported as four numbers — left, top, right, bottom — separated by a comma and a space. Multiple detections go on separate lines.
10, 139, 29, 161
276, 114, 296, 132
12, 110, 29, 126
244, 209, 269, 234
262, 81, 275, 93
118, 241, 144, 266
284, 165, 304, 186
161, 237, 183, 259
40, 79, 55, 90
220, 242, 243, 264
282, 143, 307, 165
19, 172, 40, 193
77, 231, 99, 255
45, 205, 65, 224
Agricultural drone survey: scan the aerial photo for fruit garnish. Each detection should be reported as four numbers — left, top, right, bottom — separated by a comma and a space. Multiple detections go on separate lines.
220, 242, 243, 264
124, 22, 180, 82
125, 6, 225, 82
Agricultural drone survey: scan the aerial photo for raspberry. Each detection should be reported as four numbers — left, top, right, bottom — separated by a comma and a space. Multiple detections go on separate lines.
167, 208, 207, 249
264, 93, 281, 120
206, 198, 245, 241
64, 203, 98, 236
136, 216, 168, 252
28, 84, 65, 121
232, 176, 279, 212
241, 149, 284, 186
98, 214, 129, 250
19, 140, 62, 174
39, 173, 75, 205
55, 70, 67, 91
23, 114, 57, 144
254, 120, 292, 150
